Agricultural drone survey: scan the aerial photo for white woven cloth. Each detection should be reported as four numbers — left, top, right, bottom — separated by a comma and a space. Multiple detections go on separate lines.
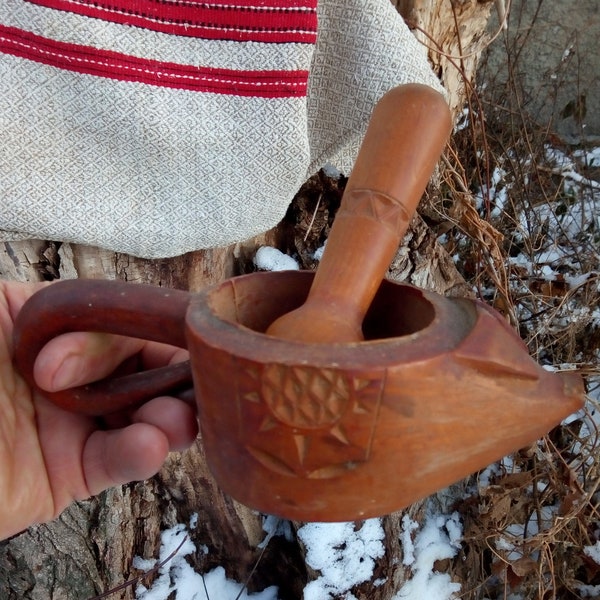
0, 0, 444, 258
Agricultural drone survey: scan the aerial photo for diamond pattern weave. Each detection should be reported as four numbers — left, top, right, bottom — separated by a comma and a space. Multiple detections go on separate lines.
0, 0, 444, 258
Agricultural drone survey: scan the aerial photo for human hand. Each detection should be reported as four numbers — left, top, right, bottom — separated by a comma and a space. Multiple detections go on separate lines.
0, 281, 198, 540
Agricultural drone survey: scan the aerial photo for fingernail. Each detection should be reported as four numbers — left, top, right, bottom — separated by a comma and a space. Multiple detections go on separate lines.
51, 355, 84, 391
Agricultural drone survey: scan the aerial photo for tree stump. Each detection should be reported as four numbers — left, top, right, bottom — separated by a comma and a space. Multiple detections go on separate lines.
395, 0, 496, 117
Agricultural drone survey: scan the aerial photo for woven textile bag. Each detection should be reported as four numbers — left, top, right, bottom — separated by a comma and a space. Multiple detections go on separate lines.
0, 0, 443, 258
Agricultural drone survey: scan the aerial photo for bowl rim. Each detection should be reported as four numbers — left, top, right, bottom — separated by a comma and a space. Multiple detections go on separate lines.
186, 271, 477, 369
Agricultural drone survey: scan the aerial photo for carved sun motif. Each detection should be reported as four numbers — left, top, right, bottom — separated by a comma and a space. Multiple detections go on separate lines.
239, 363, 384, 479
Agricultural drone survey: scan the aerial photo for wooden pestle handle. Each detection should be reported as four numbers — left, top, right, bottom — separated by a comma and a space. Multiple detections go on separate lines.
267, 84, 453, 343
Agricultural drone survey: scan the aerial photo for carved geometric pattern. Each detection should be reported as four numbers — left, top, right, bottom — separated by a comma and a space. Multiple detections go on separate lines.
339, 188, 410, 235
238, 362, 385, 479
260, 364, 350, 429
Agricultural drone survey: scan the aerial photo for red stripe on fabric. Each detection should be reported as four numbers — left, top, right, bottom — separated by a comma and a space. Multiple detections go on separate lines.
178, 0, 316, 7
0, 25, 308, 97
25, 0, 318, 43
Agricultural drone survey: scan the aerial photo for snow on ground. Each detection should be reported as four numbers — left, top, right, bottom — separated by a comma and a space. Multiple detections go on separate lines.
135, 512, 465, 600
579, 542, 600, 597
394, 512, 462, 600
134, 518, 278, 600
298, 519, 385, 599
254, 246, 299, 272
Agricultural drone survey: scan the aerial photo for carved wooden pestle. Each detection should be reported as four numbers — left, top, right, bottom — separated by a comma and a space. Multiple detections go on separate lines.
267, 84, 452, 343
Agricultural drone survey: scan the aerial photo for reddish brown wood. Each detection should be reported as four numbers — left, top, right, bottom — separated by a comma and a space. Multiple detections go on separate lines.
1, 8, 505, 597
13, 279, 193, 415
186, 270, 583, 521
9, 85, 584, 523
12, 271, 584, 521
266, 84, 453, 343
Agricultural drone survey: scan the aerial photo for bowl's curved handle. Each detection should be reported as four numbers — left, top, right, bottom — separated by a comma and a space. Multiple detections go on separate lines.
13, 280, 192, 416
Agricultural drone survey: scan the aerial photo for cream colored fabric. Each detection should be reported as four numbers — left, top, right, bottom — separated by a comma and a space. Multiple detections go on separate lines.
0, 0, 443, 258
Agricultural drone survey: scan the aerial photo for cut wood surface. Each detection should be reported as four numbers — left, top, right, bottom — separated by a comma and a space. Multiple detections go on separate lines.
395, 0, 496, 118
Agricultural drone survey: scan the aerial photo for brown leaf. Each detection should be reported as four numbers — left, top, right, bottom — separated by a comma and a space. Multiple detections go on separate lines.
498, 472, 534, 489
480, 493, 512, 525
511, 556, 538, 577
529, 275, 570, 297
505, 564, 523, 589
559, 491, 583, 516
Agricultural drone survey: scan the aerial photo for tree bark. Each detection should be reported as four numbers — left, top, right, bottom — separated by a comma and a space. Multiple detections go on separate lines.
394, 0, 496, 118
1, 4, 493, 598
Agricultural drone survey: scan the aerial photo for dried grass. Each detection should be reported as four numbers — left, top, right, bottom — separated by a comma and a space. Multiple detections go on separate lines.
427, 6, 600, 597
